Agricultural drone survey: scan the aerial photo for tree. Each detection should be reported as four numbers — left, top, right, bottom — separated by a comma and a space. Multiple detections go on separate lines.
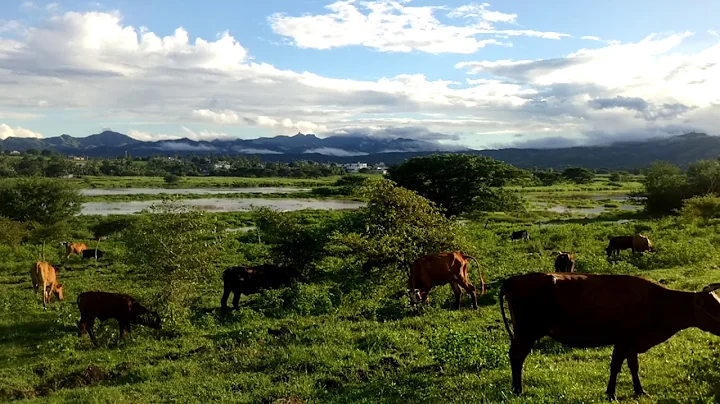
164, 174, 180, 184
121, 199, 225, 324
533, 169, 563, 186
609, 171, 630, 183
0, 177, 82, 224
326, 178, 464, 275
642, 162, 690, 215
686, 159, 720, 195
562, 167, 595, 184
386, 154, 525, 217
0, 216, 28, 248
28, 220, 71, 260
89, 216, 140, 260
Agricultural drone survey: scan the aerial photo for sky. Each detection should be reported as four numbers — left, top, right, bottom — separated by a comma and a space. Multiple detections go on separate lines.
0, 0, 719, 150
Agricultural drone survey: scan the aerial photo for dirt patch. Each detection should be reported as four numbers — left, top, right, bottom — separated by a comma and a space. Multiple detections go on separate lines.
34, 362, 135, 397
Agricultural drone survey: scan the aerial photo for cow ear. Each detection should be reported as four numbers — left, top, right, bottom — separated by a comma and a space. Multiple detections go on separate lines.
702, 283, 720, 293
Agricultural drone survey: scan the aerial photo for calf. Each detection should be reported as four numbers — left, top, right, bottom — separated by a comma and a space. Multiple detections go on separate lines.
82, 249, 105, 260
408, 251, 487, 310
30, 261, 64, 307
499, 272, 720, 400
61, 241, 88, 259
553, 251, 576, 272
510, 230, 529, 241
221, 264, 301, 311
77, 291, 161, 346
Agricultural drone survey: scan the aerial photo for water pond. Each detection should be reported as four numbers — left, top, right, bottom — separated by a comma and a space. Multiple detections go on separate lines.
81, 198, 366, 215
80, 187, 309, 196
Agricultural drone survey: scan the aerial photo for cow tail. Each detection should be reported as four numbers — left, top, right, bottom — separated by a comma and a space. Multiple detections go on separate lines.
499, 282, 514, 341
463, 255, 486, 296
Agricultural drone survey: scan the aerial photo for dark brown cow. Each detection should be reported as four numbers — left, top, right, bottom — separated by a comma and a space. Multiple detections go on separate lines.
77, 291, 161, 345
408, 251, 487, 309
606, 234, 655, 257
499, 272, 720, 400
61, 241, 88, 259
30, 261, 64, 307
553, 252, 575, 272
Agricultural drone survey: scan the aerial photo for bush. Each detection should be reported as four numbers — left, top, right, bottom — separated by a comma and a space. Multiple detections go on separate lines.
680, 195, 720, 222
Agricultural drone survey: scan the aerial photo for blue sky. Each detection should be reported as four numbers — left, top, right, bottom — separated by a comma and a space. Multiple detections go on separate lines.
0, 0, 719, 151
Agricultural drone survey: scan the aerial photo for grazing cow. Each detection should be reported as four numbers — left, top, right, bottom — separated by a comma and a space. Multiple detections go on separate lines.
82, 249, 105, 260
499, 272, 720, 400
61, 241, 88, 259
30, 261, 64, 307
606, 235, 655, 256
221, 264, 301, 311
510, 230, 529, 241
408, 251, 487, 310
77, 291, 161, 346
553, 252, 576, 273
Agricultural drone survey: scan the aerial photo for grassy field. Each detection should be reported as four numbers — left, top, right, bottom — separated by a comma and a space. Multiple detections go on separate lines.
4, 193, 720, 404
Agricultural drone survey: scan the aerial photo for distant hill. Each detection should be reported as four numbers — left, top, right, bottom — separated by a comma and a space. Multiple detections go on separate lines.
1, 131, 718, 170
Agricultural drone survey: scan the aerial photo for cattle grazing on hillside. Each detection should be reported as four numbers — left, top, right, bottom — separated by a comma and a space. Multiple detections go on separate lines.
498, 272, 720, 400
30, 261, 64, 307
82, 249, 105, 260
221, 264, 301, 311
606, 234, 655, 257
553, 252, 576, 273
77, 291, 161, 346
61, 241, 88, 259
408, 251, 487, 310
510, 230, 529, 241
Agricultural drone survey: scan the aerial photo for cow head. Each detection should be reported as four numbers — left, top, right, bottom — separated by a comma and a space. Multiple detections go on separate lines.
60, 241, 68, 247
693, 283, 720, 336
409, 288, 426, 305
135, 308, 162, 329
54, 283, 65, 301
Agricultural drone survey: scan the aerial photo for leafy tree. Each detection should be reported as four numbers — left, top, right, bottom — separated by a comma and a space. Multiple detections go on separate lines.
0, 177, 82, 224
533, 169, 563, 186
609, 171, 630, 183
326, 178, 464, 276
679, 194, 720, 223
164, 174, 181, 184
121, 199, 225, 324
687, 159, 720, 195
642, 162, 690, 215
386, 154, 525, 217
0, 216, 28, 248
89, 216, 140, 260
28, 220, 71, 260
562, 167, 595, 184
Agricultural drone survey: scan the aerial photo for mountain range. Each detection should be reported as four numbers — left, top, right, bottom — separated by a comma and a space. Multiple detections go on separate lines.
0, 131, 718, 170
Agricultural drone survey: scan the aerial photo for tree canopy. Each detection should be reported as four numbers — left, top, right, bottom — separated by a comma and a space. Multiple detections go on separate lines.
386, 154, 525, 217
0, 177, 82, 224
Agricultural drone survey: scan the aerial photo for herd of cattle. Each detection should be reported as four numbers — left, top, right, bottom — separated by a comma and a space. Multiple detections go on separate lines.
27, 232, 720, 400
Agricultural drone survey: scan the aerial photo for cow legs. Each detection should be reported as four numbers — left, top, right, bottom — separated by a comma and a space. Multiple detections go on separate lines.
78, 318, 98, 346
231, 291, 241, 310
606, 346, 627, 401
626, 351, 645, 397
220, 286, 231, 311
509, 338, 534, 395
454, 279, 478, 309
119, 321, 131, 339
450, 282, 463, 309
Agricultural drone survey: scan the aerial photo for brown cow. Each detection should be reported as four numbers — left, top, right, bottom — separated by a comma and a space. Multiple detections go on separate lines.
499, 272, 720, 400
553, 252, 575, 272
61, 241, 88, 259
606, 234, 655, 257
77, 291, 161, 346
30, 261, 64, 307
408, 251, 487, 310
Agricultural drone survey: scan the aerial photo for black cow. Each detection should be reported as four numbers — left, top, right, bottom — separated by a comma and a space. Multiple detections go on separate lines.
82, 249, 105, 260
220, 264, 301, 311
510, 230, 529, 241
77, 291, 161, 345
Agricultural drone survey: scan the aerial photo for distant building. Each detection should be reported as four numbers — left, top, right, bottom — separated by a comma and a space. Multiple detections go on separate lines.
343, 162, 368, 173
9, 150, 20, 155
68, 155, 85, 161
214, 161, 231, 170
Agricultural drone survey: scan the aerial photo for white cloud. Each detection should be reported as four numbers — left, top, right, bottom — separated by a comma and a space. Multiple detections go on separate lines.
0, 123, 44, 139
193, 109, 329, 133
0, 8, 718, 148
304, 147, 369, 156
710, 29, 719, 37
268, 0, 568, 54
